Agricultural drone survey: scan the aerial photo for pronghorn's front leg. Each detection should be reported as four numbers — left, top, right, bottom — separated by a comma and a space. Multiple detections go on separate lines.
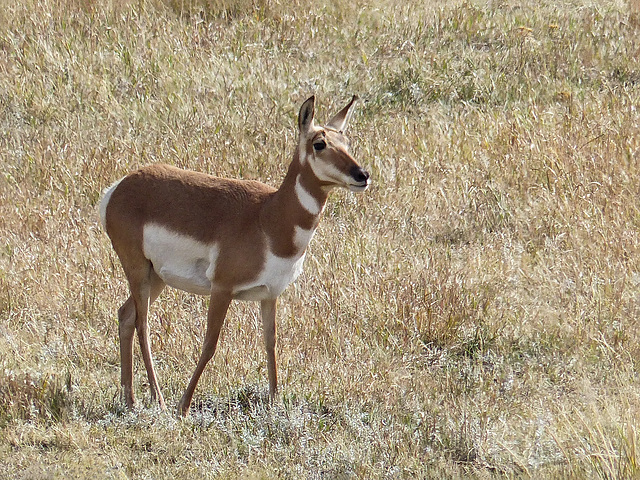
177, 287, 232, 416
260, 299, 278, 402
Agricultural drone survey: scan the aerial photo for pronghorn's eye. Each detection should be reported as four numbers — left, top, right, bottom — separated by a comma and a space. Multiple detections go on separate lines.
313, 140, 326, 151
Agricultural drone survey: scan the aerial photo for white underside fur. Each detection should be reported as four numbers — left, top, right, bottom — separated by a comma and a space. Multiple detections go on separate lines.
142, 223, 308, 300
143, 223, 218, 295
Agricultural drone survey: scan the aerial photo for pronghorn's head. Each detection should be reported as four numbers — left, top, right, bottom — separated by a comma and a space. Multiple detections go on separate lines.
298, 96, 370, 192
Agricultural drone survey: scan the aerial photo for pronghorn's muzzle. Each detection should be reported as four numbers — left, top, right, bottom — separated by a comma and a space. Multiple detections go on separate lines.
348, 166, 370, 192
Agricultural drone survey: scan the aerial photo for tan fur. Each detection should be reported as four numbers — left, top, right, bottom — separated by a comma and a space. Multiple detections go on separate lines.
100, 96, 369, 416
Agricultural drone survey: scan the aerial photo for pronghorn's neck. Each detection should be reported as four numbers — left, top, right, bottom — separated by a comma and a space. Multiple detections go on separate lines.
283, 147, 331, 216
261, 149, 328, 259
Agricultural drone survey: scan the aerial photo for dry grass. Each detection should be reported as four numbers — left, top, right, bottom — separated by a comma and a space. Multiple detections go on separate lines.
2, 0, 640, 477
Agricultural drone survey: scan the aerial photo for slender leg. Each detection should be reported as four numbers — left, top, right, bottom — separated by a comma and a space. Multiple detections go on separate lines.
177, 288, 232, 417
136, 271, 166, 409
260, 299, 278, 402
118, 296, 137, 408
118, 268, 165, 409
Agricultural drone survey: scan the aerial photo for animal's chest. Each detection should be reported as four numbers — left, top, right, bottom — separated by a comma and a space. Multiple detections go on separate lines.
233, 252, 306, 301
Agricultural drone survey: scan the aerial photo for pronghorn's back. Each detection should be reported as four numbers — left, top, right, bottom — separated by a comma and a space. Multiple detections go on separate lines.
100, 163, 276, 241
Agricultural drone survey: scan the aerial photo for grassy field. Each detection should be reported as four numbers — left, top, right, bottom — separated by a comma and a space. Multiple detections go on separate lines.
2, 0, 640, 477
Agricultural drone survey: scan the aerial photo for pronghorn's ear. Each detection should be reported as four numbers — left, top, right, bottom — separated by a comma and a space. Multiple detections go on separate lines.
327, 95, 359, 133
298, 96, 315, 134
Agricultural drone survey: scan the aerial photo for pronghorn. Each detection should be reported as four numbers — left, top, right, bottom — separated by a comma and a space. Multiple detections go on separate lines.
99, 96, 370, 416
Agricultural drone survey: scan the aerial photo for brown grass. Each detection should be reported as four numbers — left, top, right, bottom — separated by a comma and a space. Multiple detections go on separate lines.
2, 0, 640, 477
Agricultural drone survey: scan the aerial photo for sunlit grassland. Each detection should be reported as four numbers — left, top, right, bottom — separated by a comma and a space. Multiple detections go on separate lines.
1, 0, 640, 477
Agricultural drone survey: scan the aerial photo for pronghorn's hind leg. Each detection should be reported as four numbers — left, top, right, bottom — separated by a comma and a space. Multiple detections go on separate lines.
118, 295, 137, 408
135, 269, 167, 408
119, 264, 166, 409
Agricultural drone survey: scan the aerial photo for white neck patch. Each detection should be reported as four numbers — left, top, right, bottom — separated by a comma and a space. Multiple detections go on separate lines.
294, 225, 316, 251
295, 175, 322, 216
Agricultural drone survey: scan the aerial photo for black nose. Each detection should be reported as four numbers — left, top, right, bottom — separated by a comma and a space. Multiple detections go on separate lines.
351, 167, 370, 183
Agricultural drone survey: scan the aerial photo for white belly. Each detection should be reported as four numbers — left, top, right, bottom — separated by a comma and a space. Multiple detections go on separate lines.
143, 223, 217, 295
